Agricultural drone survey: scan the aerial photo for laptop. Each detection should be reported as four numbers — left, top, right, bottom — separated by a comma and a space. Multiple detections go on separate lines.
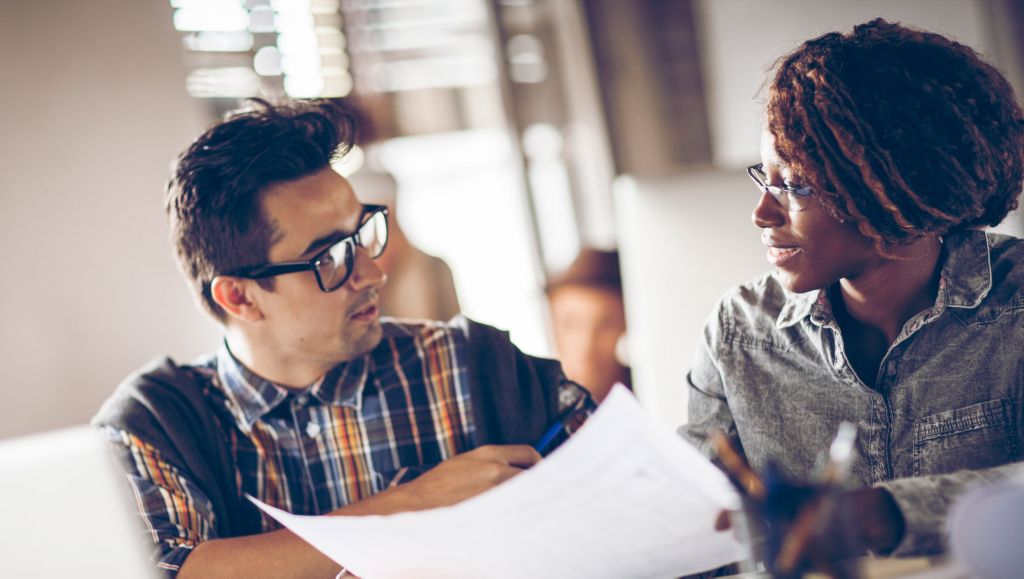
0, 426, 158, 578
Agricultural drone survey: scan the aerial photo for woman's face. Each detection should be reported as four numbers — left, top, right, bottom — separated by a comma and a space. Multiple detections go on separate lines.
753, 127, 882, 293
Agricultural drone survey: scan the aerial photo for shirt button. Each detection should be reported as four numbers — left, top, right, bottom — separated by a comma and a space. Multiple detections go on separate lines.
306, 421, 322, 438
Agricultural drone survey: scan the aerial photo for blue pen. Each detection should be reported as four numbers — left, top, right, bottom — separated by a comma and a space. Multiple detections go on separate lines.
534, 419, 565, 455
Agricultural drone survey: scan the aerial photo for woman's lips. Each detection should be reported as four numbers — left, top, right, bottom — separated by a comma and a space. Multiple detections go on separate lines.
766, 245, 802, 267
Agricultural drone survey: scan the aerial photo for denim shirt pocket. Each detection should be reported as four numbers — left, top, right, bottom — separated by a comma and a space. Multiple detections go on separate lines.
912, 399, 1019, 477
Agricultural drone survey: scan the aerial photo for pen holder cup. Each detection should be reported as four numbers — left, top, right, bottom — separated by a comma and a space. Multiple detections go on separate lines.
734, 474, 861, 579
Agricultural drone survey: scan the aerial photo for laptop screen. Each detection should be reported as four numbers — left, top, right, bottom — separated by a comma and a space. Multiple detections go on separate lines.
0, 426, 157, 579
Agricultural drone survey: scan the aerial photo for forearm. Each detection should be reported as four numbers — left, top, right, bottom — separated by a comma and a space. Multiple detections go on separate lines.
178, 446, 536, 577
179, 527, 339, 579
877, 461, 1024, 556
178, 486, 424, 578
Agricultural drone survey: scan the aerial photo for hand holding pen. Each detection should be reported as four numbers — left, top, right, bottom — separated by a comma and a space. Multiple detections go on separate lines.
711, 431, 766, 502
710, 423, 899, 578
774, 422, 857, 575
534, 392, 594, 456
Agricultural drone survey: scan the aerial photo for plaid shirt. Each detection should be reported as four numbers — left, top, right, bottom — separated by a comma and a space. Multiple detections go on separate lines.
104, 319, 589, 575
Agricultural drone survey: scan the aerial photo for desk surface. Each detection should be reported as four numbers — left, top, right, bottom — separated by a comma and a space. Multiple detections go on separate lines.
722, 556, 972, 579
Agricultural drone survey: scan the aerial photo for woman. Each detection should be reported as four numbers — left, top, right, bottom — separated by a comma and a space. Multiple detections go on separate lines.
681, 18, 1024, 562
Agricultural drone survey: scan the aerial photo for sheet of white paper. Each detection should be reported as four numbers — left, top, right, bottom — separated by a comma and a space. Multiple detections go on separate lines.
250, 385, 742, 578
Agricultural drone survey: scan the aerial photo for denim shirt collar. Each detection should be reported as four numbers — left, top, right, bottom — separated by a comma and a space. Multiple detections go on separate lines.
774, 229, 993, 329
776, 289, 829, 329
936, 229, 992, 309
216, 343, 369, 432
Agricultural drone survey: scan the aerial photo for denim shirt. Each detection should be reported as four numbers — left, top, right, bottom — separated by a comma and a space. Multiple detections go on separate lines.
680, 230, 1024, 556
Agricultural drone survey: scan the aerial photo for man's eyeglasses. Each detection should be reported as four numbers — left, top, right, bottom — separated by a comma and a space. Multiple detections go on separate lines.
227, 204, 389, 293
747, 163, 814, 212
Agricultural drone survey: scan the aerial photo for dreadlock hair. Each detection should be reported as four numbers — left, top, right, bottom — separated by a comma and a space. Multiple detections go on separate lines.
766, 18, 1024, 253
166, 98, 358, 321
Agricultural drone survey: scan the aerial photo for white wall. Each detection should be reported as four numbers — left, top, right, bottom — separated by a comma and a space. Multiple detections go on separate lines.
616, 171, 768, 428
695, 0, 994, 169
0, 0, 220, 439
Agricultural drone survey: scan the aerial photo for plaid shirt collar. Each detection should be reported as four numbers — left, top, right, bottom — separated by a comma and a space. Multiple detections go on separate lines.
216, 342, 370, 432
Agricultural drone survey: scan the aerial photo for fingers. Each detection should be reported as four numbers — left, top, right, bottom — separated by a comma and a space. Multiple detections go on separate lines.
715, 509, 732, 531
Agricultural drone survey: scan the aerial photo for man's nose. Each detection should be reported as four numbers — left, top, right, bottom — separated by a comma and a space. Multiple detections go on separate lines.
347, 247, 387, 291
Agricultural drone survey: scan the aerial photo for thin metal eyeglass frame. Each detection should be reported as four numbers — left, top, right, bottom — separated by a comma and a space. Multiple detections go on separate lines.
227, 204, 389, 293
747, 163, 814, 212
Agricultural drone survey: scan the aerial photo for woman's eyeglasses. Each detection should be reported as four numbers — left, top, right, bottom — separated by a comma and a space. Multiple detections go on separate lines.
747, 164, 814, 212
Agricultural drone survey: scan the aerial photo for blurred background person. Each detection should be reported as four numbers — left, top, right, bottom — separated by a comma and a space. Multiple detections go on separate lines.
347, 168, 461, 321
546, 249, 631, 403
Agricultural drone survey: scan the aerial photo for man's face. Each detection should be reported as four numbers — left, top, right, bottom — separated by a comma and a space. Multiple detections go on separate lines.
549, 285, 626, 402
753, 127, 881, 293
253, 167, 386, 366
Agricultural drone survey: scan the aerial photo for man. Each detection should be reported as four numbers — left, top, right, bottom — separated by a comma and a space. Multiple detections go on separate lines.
94, 99, 591, 577
546, 249, 631, 403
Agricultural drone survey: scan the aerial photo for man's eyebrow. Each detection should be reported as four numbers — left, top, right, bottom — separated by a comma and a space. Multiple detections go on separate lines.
300, 228, 353, 258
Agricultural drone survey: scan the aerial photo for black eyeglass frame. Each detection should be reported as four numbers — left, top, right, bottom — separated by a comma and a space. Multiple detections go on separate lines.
747, 163, 814, 212
226, 204, 389, 293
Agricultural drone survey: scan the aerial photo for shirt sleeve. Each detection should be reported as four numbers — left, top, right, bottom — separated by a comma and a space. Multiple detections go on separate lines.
556, 378, 595, 415
877, 461, 1024, 556
677, 320, 740, 461
102, 426, 219, 576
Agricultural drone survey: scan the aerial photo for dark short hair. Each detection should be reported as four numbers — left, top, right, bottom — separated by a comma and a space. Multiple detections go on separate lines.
166, 98, 357, 320
767, 19, 1024, 251
546, 249, 622, 295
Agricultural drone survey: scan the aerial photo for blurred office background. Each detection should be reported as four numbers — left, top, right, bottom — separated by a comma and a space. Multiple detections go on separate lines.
2, 0, 1023, 439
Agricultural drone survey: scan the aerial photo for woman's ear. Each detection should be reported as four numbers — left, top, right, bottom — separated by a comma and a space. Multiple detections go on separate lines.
210, 276, 264, 322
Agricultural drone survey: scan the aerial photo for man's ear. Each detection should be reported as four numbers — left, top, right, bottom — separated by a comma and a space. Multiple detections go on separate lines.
210, 276, 264, 322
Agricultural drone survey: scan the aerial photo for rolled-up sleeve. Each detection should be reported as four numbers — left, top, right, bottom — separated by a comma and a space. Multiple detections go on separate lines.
103, 427, 218, 576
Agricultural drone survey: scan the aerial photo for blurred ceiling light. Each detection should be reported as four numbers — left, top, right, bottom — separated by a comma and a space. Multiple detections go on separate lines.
310, 0, 340, 10
507, 34, 547, 84
522, 123, 562, 160
281, 54, 323, 76
271, 0, 311, 13
363, 32, 488, 54
277, 30, 319, 55
275, 10, 316, 32
313, 13, 343, 29
172, 0, 351, 100
322, 71, 354, 97
320, 52, 350, 70
284, 74, 326, 98
248, 6, 275, 32
253, 46, 283, 76
318, 30, 347, 51
350, 0, 482, 18
173, 6, 249, 32
361, 14, 486, 32
182, 31, 254, 52
186, 67, 261, 98
368, 55, 495, 92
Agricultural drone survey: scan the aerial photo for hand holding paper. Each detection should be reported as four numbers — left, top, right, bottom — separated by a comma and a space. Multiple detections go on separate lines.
251, 385, 742, 578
